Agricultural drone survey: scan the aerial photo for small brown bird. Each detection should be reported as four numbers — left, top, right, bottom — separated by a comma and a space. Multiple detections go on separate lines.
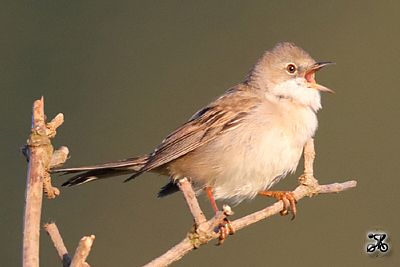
54, 42, 333, 218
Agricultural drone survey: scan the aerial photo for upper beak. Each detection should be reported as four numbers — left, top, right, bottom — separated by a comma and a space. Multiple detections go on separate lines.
304, 61, 335, 93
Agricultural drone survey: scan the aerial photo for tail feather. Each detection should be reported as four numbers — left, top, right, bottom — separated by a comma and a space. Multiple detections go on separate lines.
61, 169, 136, 187
157, 181, 179, 197
52, 155, 149, 186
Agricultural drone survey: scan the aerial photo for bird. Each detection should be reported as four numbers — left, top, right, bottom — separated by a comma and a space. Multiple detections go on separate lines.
54, 42, 333, 220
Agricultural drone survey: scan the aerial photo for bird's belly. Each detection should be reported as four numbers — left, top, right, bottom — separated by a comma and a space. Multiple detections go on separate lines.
171, 129, 302, 204
169, 105, 317, 204
213, 131, 302, 203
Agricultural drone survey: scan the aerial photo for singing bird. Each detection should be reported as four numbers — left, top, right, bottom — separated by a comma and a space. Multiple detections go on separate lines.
54, 42, 333, 219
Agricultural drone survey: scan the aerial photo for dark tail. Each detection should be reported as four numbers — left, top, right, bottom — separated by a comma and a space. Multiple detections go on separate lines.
51, 155, 149, 186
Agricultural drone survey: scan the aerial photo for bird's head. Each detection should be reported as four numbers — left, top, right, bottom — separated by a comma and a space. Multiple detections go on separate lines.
247, 42, 334, 111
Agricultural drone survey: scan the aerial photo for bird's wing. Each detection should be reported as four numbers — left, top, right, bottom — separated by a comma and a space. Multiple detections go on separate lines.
125, 86, 261, 181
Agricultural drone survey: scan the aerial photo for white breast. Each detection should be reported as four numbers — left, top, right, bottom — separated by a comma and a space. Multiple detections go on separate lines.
186, 95, 319, 205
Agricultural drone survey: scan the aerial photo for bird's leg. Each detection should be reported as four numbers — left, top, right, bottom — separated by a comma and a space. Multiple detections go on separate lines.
258, 191, 297, 220
204, 187, 235, 244
205, 186, 219, 213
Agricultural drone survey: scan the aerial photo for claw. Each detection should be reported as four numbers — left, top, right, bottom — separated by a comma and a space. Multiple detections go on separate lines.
259, 191, 297, 220
205, 187, 235, 244
217, 218, 235, 245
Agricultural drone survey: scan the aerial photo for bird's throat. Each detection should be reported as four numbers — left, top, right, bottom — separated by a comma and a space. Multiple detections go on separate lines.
268, 79, 322, 112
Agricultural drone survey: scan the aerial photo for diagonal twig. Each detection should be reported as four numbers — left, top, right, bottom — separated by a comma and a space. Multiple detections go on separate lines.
177, 178, 207, 225
70, 235, 96, 267
143, 138, 357, 267
43, 223, 71, 267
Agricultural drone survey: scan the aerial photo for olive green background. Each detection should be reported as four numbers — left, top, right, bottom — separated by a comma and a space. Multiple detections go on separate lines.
2, 1, 399, 266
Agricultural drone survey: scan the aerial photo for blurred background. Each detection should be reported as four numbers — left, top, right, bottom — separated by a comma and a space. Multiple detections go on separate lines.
2, 1, 399, 266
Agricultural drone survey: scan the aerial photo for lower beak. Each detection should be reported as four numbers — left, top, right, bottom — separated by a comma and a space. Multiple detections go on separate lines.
305, 61, 335, 94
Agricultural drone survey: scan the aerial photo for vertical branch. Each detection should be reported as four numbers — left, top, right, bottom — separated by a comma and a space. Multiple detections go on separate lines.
303, 138, 315, 176
299, 138, 319, 191
23, 97, 51, 267
22, 98, 64, 267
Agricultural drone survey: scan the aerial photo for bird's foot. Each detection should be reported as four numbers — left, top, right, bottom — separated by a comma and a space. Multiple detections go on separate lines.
212, 205, 235, 245
216, 217, 235, 245
259, 191, 297, 220
205, 187, 235, 244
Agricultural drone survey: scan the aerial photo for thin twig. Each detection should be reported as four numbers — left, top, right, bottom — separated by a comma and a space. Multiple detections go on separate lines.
304, 138, 316, 175
177, 178, 207, 225
70, 235, 96, 267
144, 179, 356, 267
44, 146, 69, 199
231, 180, 356, 231
298, 138, 319, 190
43, 223, 71, 267
143, 138, 357, 267
43, 221, 95, 267
143, 238, 193, 267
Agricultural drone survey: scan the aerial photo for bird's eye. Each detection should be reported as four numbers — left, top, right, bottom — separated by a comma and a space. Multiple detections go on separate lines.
286, 63, 297, 74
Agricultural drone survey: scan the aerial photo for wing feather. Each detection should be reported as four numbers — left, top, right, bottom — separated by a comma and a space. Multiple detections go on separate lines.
125, 86, 261, 181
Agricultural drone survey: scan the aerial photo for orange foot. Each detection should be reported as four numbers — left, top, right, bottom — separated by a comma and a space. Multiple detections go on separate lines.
205, 187, 235, 244
259, 191, 297, 220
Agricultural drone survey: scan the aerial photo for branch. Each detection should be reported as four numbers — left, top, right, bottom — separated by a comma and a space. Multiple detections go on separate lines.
44, 222, 96, 267
231, 180, 356, 231
70, 235, 96, 267
22, 97, 49, 267
177, 178, 207, 225
22, 98, 95, 267
22, 97, 65, 267
43, 223, 71, 267
43, 115, 67, 199
143, 138, 357, 267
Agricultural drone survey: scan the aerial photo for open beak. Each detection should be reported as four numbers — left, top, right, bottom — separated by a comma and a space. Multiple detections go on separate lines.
304, 61, 335, 93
